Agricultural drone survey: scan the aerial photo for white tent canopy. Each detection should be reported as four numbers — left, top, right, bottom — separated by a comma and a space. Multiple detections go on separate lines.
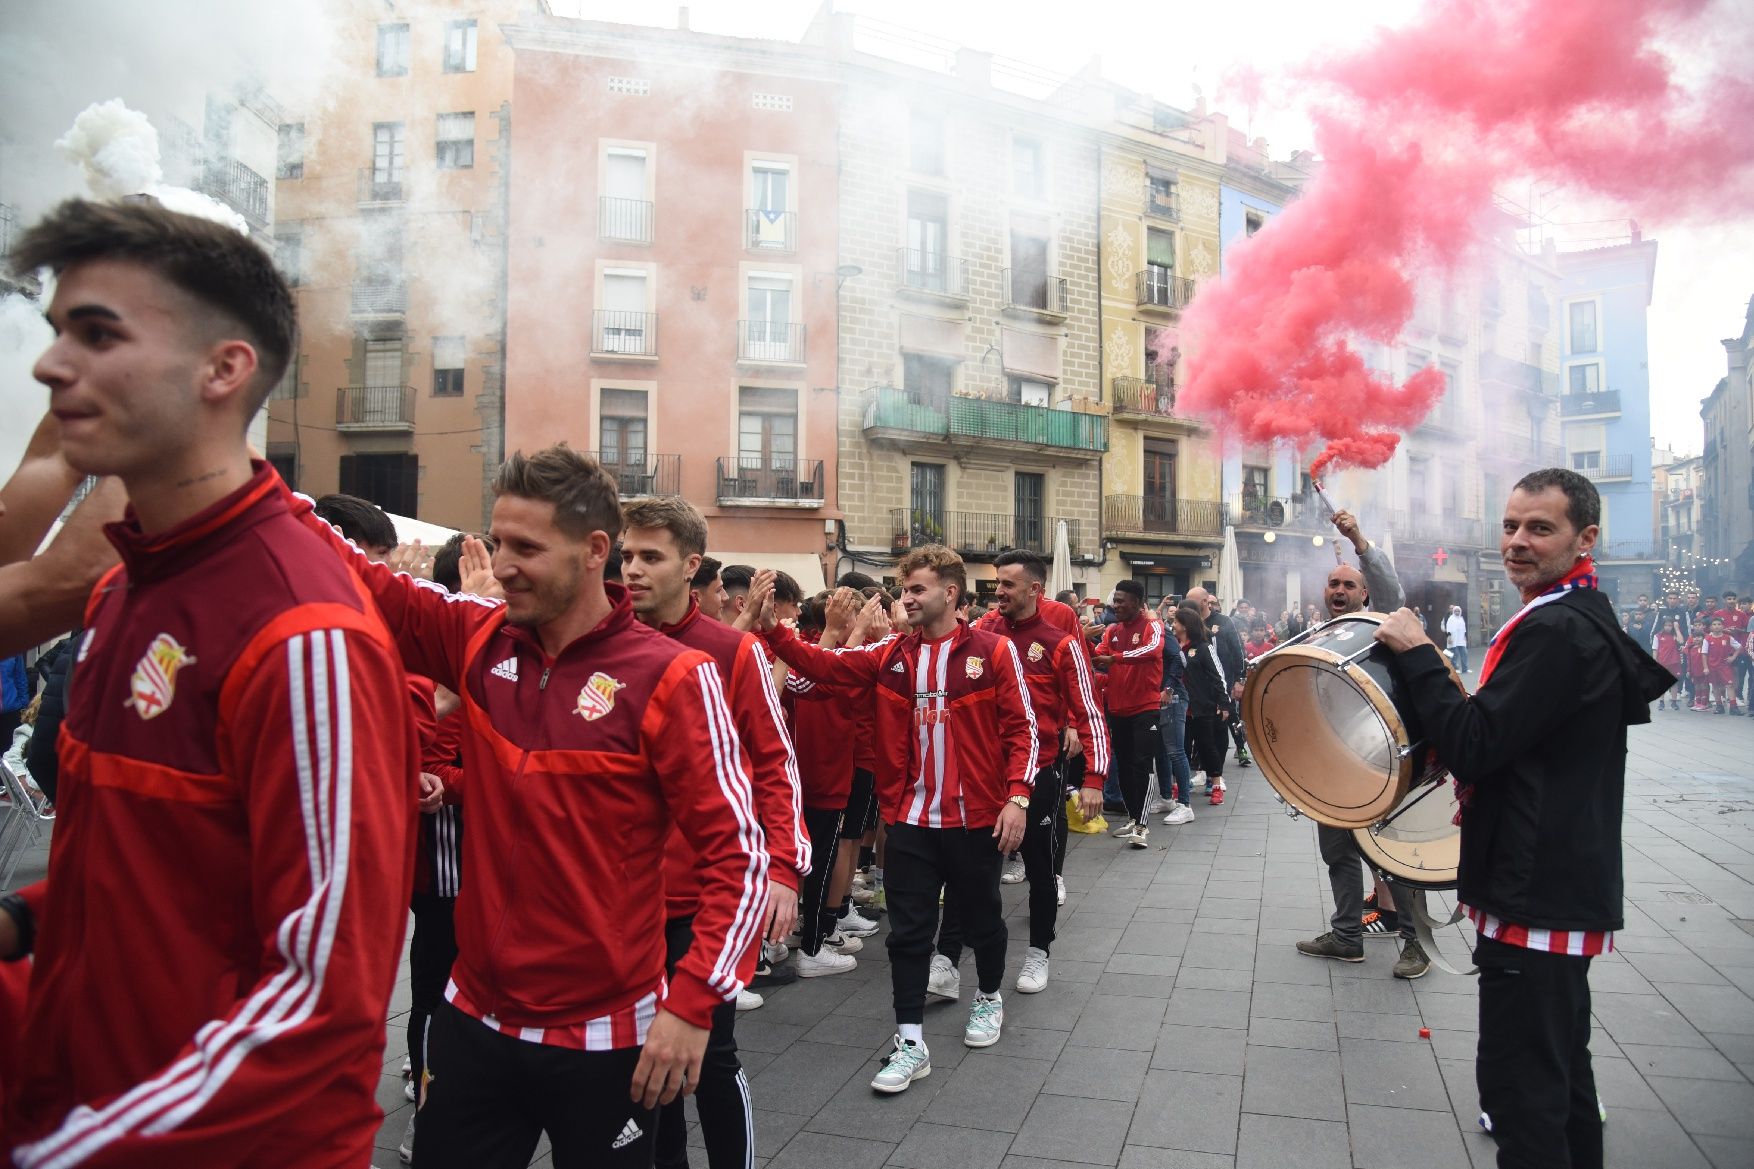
387, 512, 462, 549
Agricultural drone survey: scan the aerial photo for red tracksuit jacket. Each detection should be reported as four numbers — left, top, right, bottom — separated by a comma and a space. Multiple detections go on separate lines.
7, 467, 418, 1169
982, 608, 1111, 785
782, 634, 858, 810
294, 496, 768, 1033
765, 621, 1037, 829
659, 600, 808, 922
1098, 613, 1165, 716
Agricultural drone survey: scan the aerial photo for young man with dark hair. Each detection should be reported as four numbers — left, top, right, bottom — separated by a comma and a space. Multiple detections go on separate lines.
1095, 579, 1164, 846
314, 492, 399, 557
298, 446, 769, 1167
1376, 467, 1672, 1169
690, 555, 726, 622
751, 547, 1037, 1093
432, 531, 498, 595
1, 198, 419, 1166
620, 496, 809, 1169
719, 564, 756, 622
837, 570, 879, 591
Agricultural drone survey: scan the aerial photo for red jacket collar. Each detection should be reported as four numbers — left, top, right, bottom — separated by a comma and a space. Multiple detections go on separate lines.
104, 461, 283, 583
500, 581, 640, 660
655, 598, 703, 637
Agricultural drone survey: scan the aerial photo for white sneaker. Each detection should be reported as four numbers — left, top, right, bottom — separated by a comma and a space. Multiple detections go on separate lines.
404, 1078, 416, 1103
736, 988, 765, 1012
398, 1109, 416, 1163
797, 948, 857, 977
871, 1036, 931, 1093
1191, 772, 1207, 791
1162, 802, 1196, 825
1016, 947, 1050, 993
964, 992, 1004, 1047
1055, 874, 1067, 906
1143, 794, 1173, 816
763, 939, 790, 964
1111, 817, 1139, 838
927, 953, 961, 1000
1001, 855, 1026, 884
838, 909, 879, 938
1123, 821, 1150, 849
825, 930, 863, 955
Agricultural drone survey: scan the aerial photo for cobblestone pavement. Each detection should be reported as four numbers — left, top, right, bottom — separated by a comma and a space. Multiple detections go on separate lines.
10, 706, 1752, 1167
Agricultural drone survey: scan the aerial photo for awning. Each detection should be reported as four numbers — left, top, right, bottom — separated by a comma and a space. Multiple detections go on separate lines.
386, 512, 462, 548
710, 551, 826, 594
1121, 551, 1213, 570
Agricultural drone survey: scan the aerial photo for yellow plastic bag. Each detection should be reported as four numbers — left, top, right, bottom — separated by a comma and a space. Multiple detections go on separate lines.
1067, 795, 1107, 834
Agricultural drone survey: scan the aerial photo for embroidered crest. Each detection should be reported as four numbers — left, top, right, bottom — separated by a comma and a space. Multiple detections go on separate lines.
1027, 641, 1045, 663
127, 633, 196, 720
965, 656, 984, 680
574, 671, 626, 721
1131, 633, 1140, 646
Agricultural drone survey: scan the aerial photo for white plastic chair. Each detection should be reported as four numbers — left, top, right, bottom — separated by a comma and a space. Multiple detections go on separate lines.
0, 755, 53, 893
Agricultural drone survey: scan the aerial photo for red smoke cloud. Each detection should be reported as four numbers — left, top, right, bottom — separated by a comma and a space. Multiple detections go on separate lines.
1181, 0, 1754, 478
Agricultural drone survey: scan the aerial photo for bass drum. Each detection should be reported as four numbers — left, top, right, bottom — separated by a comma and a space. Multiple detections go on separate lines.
1353, 778, 1461, 889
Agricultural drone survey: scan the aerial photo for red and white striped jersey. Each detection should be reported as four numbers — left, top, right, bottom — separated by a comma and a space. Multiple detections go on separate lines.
1462, 904, 1615, 957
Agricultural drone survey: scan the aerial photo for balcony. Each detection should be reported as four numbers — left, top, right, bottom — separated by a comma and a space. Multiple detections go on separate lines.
599, 196, 653, 244
1387, 510, 1487, 547
737, 320, 806, 366
896, 248, 968, 302
335, 385, 415, 432
1582, 454, 1634, 482
888, 509, 1082, 559
1111, 376, 1187, 422
1480, 352, 1554, 396
1003, 268, 1068, 320
1103, 496, 1225, 540
592, 310, 658, 358
1561, 390, 1622, 418
1414, 407, 1467, 437
586, 452, 680, 498
745, 209, 796, 252
357, 168, 405, 205
1145, 181, 1180, 220
350, 280, 407, 318
197, 157, 270, 229
862, 388, 1107, 459
715, 457, 824, 507
1595, 539, 1663, 563
1231, 495, 1330, 533
1135, 269, 1194, 313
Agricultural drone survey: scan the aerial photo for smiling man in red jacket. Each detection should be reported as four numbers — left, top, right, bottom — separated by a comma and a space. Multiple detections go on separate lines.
1095, 580, 1165, 848
753, 545, 1037, 1094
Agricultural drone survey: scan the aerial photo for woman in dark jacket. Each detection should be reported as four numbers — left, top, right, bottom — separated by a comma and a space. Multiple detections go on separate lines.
25, 631, 76, 804
1174, 606, 1229, 804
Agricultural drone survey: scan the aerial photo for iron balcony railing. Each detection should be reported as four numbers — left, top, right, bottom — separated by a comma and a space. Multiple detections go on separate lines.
357, 167, 405, 204
1480, 352, 1553, 396
1111, 376, 1179, 418
897, 248, 968, 297
198, 157, 270, 227
1387, 510, 1486, 547
1136, 268, 1195, 311
335, 385, 415, 430
586, 452, 680, 497
1561, 390, 1622, 418
715, 457, 825, 504
1231, 495, 1330, 532
592, 310, 658, 357
737, 320, 806, 364
1595, 540, 1663, 562
888, 509, 1081, 557
862, 388, 1107, 453
746, 209, 796, 251
1003, 267, 1067, 315
599, 196, 653, 244
1103, 496, 1225, 538
1583, 454, 1635, 481
350, 281, 407, 316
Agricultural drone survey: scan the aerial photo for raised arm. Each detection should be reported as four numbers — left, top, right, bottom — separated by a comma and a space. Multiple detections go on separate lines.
762, 620, 887, 689
0, 477, 125, 658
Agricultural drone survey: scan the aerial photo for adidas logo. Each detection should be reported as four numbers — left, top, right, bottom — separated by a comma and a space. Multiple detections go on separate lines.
491, 657, 519, 682
611, 1117, 644, 1150
890, 661, 906, 673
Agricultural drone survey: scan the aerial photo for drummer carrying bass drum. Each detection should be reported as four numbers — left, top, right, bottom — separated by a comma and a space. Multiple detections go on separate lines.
1292, 510, 1432, 980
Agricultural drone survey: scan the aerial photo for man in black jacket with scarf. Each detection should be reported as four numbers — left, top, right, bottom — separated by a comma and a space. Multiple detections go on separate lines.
1375, 468, 1672, 1169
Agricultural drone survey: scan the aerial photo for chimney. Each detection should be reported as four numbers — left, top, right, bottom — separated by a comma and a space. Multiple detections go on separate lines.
677, 6, 690, 31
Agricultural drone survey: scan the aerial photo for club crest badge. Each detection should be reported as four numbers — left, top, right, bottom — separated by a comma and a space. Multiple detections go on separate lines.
574, 671, 625, 721
1027, 641, 1045, 663
127, 633, 196, 720
965, 656, 984, 680
1131, 633, 1140, 646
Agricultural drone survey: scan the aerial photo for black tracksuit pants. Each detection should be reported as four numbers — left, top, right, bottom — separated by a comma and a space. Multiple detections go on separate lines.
939, 768, 1063, 958
1475, 935, 1602, 1169
1107, 710, 1159, 824
655, 915, 751, 1169
407, 892, 459, 1096
798, 805, 845, 956
415, 1002, 655, 1168
886, 821, 1006, 1024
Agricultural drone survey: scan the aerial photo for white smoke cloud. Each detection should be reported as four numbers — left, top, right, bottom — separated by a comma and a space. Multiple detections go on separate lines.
53, 100, 251, 235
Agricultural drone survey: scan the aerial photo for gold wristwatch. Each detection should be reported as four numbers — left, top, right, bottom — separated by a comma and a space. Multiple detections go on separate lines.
1007, 795, 1030, 810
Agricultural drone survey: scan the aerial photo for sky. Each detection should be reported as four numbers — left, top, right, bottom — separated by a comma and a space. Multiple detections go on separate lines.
561, 0, 1752, 457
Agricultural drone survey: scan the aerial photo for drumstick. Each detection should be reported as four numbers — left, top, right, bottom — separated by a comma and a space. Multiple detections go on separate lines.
1312, 480, 1344, 565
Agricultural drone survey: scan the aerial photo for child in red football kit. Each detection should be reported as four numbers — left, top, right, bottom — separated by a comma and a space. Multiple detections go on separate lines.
1685, 626, 1711, 711
1703, 617, 1743, 715
1651, 617, 1685, 711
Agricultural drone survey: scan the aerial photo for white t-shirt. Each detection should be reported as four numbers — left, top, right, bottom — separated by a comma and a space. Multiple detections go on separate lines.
1442, 613, 1468, 647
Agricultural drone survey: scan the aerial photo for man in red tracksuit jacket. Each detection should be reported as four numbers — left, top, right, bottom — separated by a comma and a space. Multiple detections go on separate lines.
938, 549, 1110, 997
619, 496, 809, 1169
1095, 580, 1165, 848
754, 546, 1037, 1095
296, 446, 769, 1169
1, 199, 417, 1168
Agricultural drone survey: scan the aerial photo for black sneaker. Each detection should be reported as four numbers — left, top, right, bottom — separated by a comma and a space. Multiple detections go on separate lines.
1363, 908, 1399, 936
750, 958, 798, 989
1295, 932, 1364, 962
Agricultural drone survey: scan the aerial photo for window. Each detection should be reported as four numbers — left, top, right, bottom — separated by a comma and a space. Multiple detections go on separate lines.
1148, 171, 1179, 219
751, 164, 788, 212
1009, 220, 1051, 309
904, 189, 949, 290
444, 19, 478, 72
607, 76, 650, 95
1568, 363, 1601, 394
1014, 472, 1045, 549
749, 163, 791, 250
599, 389, 649, 484
271, 355, 303, 400
1571, 450, 1602, 471
1012, 137, 1044, 199
736, 388, 799, 497
277, 123, 304, 179
1409, 459, 1429, 512
1143, 227, 1176, 304
909, 110, 944, 176
1437, 360, 1459, 423
903, 353, 955, 404
1007, 376, 1051, 406
358, 214, 404, 286
432, 335, 465, 396
1144, 440, 1178, 530
1245, 209, 1265, 237
436, 113, 474, 169
1443, 462, 1461, 517
371, 122, 406, 195
1568, 301, 1597, 354
364, 337, 404, 388
601, 148, 651, 243
745, 274, 793, 357
266, 444, 298, 488
377, 23, 410, 77
910, 463, 946, 544
1242, 464, 1269, 510
340, 453, 418, 516
274, 229, 302, 288
599, 272, 650, 353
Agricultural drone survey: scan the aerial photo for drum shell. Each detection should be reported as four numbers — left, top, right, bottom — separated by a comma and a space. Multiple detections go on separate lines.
1353, 779, 1461, 890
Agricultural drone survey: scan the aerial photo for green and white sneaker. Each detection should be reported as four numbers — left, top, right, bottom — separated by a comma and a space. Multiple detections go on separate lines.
964, 992, 1004, 1047
871, 1036, 931, 1094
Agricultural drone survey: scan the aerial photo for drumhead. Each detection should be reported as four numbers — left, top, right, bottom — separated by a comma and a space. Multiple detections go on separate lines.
1354, 778, 1461, 889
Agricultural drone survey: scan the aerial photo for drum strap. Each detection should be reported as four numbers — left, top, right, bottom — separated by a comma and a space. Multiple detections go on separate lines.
1406, 889, 1478, 977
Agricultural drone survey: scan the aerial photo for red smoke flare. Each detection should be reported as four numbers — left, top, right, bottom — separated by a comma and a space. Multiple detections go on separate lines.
1181, 0, 1754, 477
